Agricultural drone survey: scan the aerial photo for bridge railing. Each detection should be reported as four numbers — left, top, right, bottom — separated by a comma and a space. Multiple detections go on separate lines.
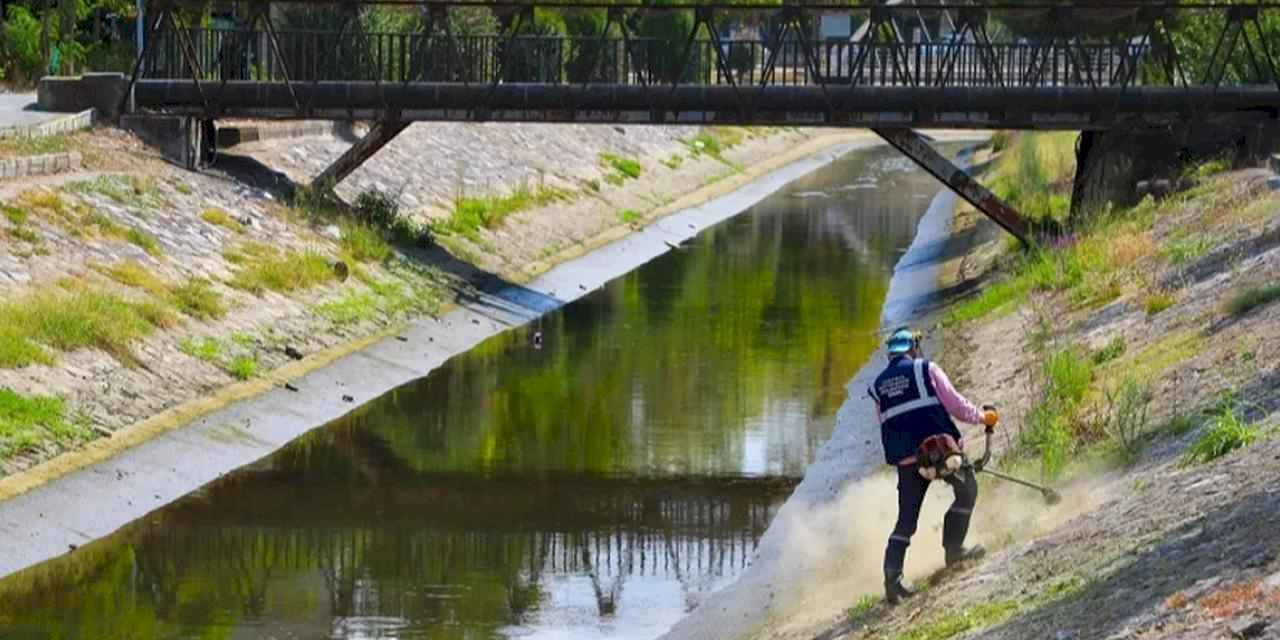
145, 27, 1149, 89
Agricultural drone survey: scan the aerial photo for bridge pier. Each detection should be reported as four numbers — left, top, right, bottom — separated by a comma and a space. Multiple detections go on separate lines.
872, 128, 1032, 243
311, 118, 411, 191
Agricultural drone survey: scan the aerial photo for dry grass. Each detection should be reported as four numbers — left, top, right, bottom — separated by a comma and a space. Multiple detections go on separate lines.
1199, 580, 1280, 620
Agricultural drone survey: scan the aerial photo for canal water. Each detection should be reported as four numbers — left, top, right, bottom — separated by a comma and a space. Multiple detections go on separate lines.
0, 144, 960, 640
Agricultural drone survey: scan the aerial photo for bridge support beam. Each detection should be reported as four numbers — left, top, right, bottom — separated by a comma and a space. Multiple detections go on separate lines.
311, 119, 411, 191
872, 128, 1031, 243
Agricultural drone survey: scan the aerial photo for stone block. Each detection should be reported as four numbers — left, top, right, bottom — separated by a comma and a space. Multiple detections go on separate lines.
37, 73, 127, 121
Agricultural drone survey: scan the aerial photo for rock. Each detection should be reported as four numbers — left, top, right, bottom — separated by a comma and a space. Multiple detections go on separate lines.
320, 224, 342, 241
284, 346, 304, 360
1228, 617, 1267, 639
330, 259, 349, 281
284, 383, 299, 392
1261, 571, 1280, 595
341, 394, 354, 403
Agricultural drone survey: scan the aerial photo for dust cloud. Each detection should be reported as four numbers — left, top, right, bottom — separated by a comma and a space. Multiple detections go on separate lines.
752, 465, 1114, 638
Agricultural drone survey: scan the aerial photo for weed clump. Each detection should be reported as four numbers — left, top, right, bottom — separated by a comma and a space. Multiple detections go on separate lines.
1183, 407, 1258, 466
171, 278, 226, 320
341, 224, 393, 263
1225, 283, 1280, 317
126, 227, 162, 256
228, 246, 334, 295
0, 388, 89, 460
618, 209, 642, 224
200, 208, 245, 233
0, 287, 163, 367
444, 183, 572, 239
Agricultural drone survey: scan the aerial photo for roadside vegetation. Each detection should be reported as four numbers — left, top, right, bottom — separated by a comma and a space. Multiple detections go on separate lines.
945, 131, 1277, 486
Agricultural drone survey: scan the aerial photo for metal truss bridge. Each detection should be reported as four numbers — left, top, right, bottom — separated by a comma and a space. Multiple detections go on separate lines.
129, 1, 1280, 128
121, 1, 1280, 240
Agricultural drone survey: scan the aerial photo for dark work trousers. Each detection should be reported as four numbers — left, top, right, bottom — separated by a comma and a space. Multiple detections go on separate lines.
883, 463, 978, 582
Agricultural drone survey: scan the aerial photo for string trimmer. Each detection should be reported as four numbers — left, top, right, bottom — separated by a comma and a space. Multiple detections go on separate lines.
971, 406, 1062, 506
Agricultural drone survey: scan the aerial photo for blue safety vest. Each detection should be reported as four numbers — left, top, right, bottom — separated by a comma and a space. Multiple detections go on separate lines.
868, 356, 961, 465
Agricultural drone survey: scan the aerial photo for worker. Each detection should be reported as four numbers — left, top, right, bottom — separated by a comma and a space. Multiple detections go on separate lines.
867, 327, 1000, 604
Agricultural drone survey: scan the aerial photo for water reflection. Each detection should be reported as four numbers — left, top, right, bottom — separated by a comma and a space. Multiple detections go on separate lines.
0, 144, 958, 640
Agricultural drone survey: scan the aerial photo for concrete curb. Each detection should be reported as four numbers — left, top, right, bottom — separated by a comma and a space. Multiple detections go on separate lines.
0, 108, 95, 140
0, 151, 83, 180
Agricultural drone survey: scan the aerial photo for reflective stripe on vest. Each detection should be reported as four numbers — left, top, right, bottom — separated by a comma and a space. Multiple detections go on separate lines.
880, 358, 941, 421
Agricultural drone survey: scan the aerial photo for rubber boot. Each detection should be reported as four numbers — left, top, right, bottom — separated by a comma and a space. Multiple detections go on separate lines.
883, 541, 915, 605
885, 574, 916, 605
945, 545, 986, 567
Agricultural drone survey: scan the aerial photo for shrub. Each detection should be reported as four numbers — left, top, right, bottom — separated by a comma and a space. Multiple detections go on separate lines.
171, 278, 226, 320
1225, 283, 1280, 317
1092, 335, 1127, 365
989, 131, 1013, 152
1044, 347, 1093, 406
1101, 377, 1152, 465
1022, 401, 1072, 479
1182, 408, 1258, 466
354, 189, 400, 227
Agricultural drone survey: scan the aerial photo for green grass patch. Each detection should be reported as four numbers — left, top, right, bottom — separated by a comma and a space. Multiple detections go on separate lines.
618, 209, 642, 224
226, 355, 257, 380
315, 291, 380, 325
126, 227, 162, 256
179, 335, 223, 363
895, 600, 1022, 640
341, 223, 393, 263
1162, 235, 1214, 265
0, 287, 163, 367
171, 278, 226, 320
443, 184, 573, 239
846, 594, 880, 622
199, 208, 244, 233
0, 388, 89, 460
1225, 283, 1280, 317
945, 276, 1033, 324
600, 152, 643, 182
67, 175, 163, 208
987, 132, 1077, 224
229, 249, 334, 295
1143, 291, 1176, 316
1110, 330, 1204, 383
661, 154, 683, 170
1092, 336, 1127, 365
0, 133, 70, 157
98, 260, 168, 296
1183, 407, 1258, 466
2, 204, 29, 226
7, 225, 41, 244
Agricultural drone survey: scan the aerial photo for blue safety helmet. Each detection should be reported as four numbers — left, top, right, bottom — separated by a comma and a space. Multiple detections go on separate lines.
885, 327, 921, 355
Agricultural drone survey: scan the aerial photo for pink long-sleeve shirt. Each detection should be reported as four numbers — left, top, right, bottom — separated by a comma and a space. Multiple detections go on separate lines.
872, 359, 984, 430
